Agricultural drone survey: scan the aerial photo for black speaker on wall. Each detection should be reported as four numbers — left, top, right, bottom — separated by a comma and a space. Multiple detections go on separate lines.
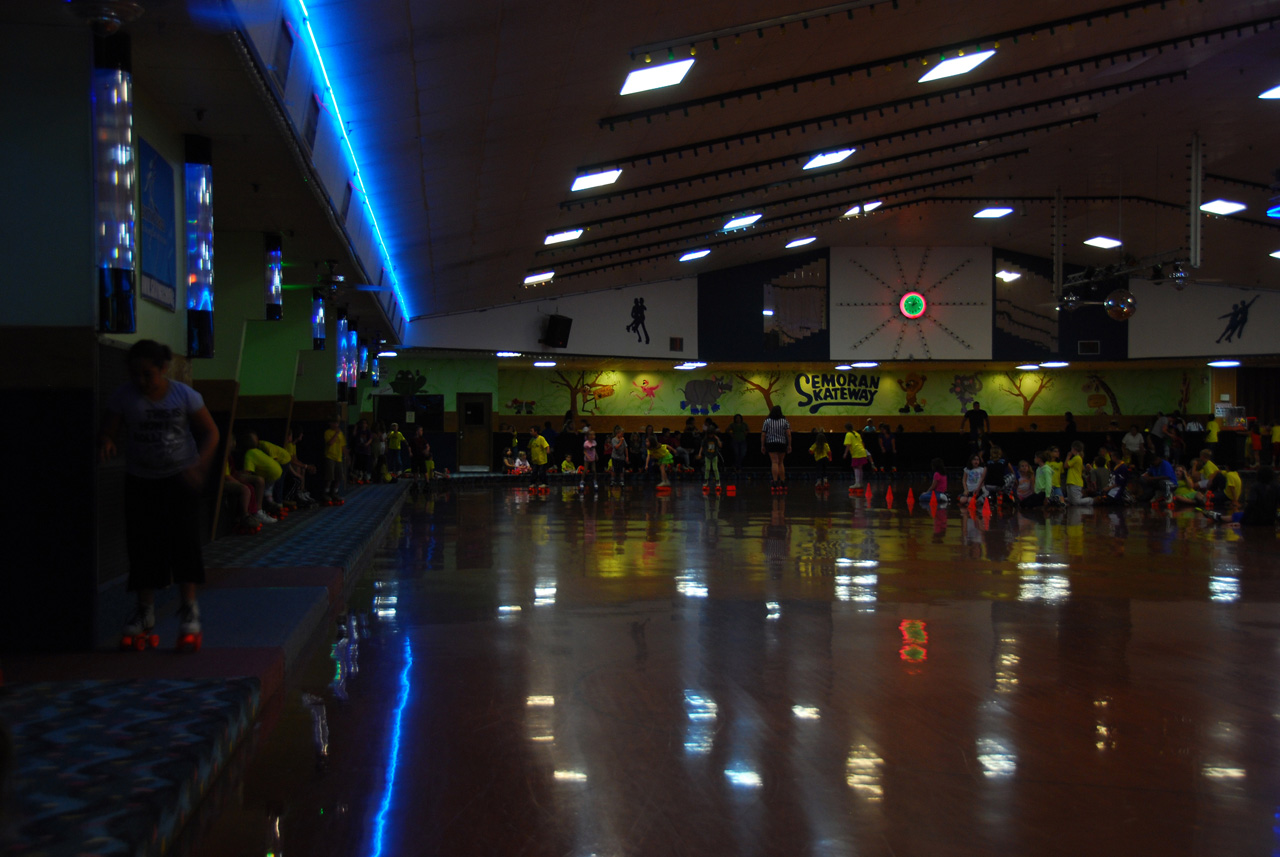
541, 314, 573, 348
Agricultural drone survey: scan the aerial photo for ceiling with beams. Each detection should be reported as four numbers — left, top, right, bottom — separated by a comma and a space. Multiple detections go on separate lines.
33, 0, 1280, 338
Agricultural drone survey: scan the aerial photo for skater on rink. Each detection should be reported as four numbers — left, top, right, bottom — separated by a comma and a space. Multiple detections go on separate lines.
99, 340, 219, 651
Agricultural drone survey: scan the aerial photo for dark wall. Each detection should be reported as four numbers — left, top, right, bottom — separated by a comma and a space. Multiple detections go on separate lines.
699, 249, 829, 362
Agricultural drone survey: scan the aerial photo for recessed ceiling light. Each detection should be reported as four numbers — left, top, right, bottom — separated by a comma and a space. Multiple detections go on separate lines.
974, 207, 1013, 219
1083, 236, 1122, 249
1015, 364, 1040, 370
785, 236, 817, 248
544, 229, 584, 245
1039, 361, 1069, 368
570, 169, 622, 192
918, 49, 996, 83
679, 249, 711, 262
377, 350, 398, 358
533, 361, 557, 367
995, 270, 1022, 282
496, 351, 522, 358
1207, 360, 1241, 368
834, 364, 853, 370
1259, 84, 1280, 99
762, 309, 775, 316
523, 271, 554, 285
620, 58, 695, 95
722, 213, 762, 231
851, 361, 879, 368
1199, 199, 1246, 216
802, 148, 856, 170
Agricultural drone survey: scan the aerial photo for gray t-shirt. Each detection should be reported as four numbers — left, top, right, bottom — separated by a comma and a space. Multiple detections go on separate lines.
108, 380, 205, 478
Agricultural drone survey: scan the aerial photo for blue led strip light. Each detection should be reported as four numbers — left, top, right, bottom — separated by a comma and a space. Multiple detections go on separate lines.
369, 637, 414, 857
296, 0, 411, 320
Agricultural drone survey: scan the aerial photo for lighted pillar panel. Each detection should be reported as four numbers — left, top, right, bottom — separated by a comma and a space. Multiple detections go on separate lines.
264, 233, 283, 320
312, 289, 326, 350
93, 33, 136, 333
335, 311, 349, 401
184, 135, 214, 357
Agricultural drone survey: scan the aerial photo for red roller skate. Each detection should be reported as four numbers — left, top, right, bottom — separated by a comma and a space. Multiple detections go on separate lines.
120, 604, 160, 652
176, 602, 202, 653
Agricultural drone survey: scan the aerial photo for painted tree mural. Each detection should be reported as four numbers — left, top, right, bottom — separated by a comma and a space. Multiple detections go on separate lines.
1083, 374, 1122, 415
999, 371, 1053, 415
736, 371, 784, 411
549, 370, 615, 417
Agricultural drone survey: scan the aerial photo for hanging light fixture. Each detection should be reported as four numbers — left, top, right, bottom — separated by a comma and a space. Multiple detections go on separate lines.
335, 309, 349, 401
311, 289, 326, 350
184, 135, 214, 357
93, 32, 137, 333
264, 233, 283, 320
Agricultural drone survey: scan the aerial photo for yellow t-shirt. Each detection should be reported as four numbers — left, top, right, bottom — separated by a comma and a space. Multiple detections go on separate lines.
843, 431, 867, 458
285, 441, 297, 459
1200, 460, 1220, 483
1065, 453, 1085, 488
810, 441, 832, 461
560, 460, 576, 473
1206, 419, 1220, 443
259, 440, 292, 465
1048, 460, 1064, 487
387, 431, 405, 450
243, 447, 283, 482
323, 428, 347, 462
528, 434, 550, 465
1224, 470, 1243, 503
1271, 425, 1280, 443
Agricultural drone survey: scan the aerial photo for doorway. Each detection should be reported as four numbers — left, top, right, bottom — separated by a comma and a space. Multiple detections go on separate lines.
457, 393, 492, 471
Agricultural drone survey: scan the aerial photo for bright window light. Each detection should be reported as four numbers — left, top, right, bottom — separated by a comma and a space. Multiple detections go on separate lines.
1200, 199, 1246, 216
533, 361, 557, 367
620, 58, 695, 95
544, 229, 584, 245
1039, 361, 1069, 368
679, 249, 711, 262
786, 236, 817, 248
918, 50, 996, 83
377, 350, 397, 358
1015, 364, 1040, 370
974, 207, 1013, 219
496, 351, 522, 357
1259, 84, 1280, 99
1207, 360, 1241, 368
722, 213, 762, 231
802, 148, 856, 170
834, 364, 853, 370
1083, 236, 1122, 249
851, 361, 879, 368
762, 309, 775, 316
523, 271, 554, 285
996, 270, 1022, 282
570, 169, 622, 192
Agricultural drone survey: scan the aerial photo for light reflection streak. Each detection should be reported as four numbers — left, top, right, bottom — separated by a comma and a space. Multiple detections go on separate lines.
684, 691, 718, 755
976, 737, 1017, 778
845, 744, 884, 799
1018, 574, 1070, 603
369, 637, 413, 857
1209, 577, 1240, 603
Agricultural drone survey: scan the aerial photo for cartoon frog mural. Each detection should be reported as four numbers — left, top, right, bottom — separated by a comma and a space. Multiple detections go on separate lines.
897, 372, 927, 414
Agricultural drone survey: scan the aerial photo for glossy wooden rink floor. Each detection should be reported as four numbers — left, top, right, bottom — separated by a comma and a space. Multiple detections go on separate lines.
194, 481, 1280, 857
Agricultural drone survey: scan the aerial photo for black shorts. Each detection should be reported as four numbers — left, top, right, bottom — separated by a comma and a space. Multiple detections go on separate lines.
125, 474, 206, 591
765, 441, 788, 454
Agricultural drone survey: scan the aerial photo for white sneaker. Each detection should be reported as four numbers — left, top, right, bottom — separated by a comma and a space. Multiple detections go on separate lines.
255, 510, 277, 524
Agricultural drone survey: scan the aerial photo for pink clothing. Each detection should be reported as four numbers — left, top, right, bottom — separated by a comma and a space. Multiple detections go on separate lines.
931, 471, 947, 493
583, 439, 597, 462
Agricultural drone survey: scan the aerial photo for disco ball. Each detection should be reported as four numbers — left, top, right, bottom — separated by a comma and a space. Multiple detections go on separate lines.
1105, 288, 1136, 321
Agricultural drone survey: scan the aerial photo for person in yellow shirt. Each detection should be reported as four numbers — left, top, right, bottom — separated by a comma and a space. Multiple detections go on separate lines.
1271, 422, 1280, 467
240, 432, 286, 517
810, 428, 833, 487
842, 421, 874, 489
560, 455, 576, 474
646, 436, 674, 487
1047, 446, 1065, 502
1191, 448, 1226, 497
527, 426, 551, 487
323, 417, 347, 503
1064, 441, 1092, 506
386, 422, 407, 475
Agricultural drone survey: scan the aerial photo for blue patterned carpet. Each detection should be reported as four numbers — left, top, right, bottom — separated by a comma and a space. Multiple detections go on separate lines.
0, 678, 258, 857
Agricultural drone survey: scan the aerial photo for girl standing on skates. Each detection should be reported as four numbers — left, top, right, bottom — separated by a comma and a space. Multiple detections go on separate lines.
99, 340, 219, 649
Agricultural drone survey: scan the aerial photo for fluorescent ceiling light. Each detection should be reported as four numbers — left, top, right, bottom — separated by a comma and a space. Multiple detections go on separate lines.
1083, 236, 1122, 249
1259, 84, 1280, 99
1199, 199, 1246, 216
802, 148, 856, 170
679, 249, 711, 262
863, 200, 882, 212
1015, 364, 1040, 370
851, 361, 879, 368
533, 361, 557, 367
918, 49, 996, 83
762, 309, 775, 316
570, 169, 622, 192
675, 361, 707, 370
834, 364, 853, 370
785, 236, 817, 248
496, 351, 522, 357
544, 229, 584, 245
843, 200, 881, 217
1039, 361, 1069, 368
995, 270, 1022, 282
1207, 360, 1241, 368
1268, 206, 1280, 219
722, 213, 762, 231
523, 271, 554, 285
974, 207, 1013, 219
377, 350, 397, 358
1271, 250, 1280, 259
620, 58, 695, 95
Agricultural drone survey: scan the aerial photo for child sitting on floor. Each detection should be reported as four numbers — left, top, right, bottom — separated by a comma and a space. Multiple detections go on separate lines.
919, 457, 949, 506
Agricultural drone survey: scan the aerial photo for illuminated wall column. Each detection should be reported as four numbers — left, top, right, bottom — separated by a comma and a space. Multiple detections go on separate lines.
335, 309, 349, 401
264, 233, 283, 320
184, 135, 214, 357
346, 323, 359, 405
311, 289, 326, 350
93, 33, 136, 333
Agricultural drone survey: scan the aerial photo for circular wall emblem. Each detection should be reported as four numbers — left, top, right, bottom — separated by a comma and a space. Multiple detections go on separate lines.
899, 291, 927, 318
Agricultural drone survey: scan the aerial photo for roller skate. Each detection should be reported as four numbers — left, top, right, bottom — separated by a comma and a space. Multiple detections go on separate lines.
176, 601, 202, 652
234, 514, 262, 535
121, 602, 159, 651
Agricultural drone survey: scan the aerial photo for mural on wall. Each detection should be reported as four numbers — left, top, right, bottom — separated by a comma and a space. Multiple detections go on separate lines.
1216, 296, 1260, 344
625, 298, 650, 345
389, 369, 428, 398
1129, 281, 1274, 358
497, 367, 1210, 420
830, 247, 993, 361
